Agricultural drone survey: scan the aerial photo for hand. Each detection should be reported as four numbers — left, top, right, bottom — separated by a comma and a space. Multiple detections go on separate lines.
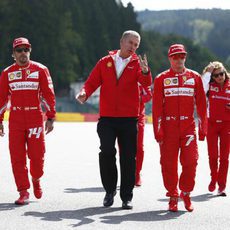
226, 103, 230, 110
76, 90, 87, 104
206, 62, 215, 73
45, 119, 54, 135
0, 123, 4, 137
138, 54, 149, 74
199, 133, 206, 141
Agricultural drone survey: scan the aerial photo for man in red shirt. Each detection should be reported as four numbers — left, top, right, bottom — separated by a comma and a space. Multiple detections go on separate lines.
152, 44, 207, 212
76, 30, 152, 209
0, 37, 56, 205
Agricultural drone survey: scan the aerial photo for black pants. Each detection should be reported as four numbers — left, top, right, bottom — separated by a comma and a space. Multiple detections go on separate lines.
97, 117, 137, 202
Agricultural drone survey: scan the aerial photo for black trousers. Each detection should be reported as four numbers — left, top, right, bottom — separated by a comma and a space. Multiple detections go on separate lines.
97, 117, 138, 202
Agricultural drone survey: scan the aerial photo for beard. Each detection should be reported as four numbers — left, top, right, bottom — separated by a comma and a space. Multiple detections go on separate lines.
18, 55, 29, 65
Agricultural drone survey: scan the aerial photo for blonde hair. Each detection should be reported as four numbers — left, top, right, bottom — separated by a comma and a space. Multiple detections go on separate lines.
202, 61, 230, 81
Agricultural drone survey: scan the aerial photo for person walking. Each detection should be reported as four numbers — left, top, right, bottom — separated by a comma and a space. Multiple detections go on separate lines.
0, 37, 56, 205
135, 84, 152, 186
152, 44, 207, 212
76, 30, 152, 209
202, 61, 230, 196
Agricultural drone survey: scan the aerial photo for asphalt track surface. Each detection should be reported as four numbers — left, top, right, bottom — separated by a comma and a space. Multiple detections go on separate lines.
0, 122, 229, 230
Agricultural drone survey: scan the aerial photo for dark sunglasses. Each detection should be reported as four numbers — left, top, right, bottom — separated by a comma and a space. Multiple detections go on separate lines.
171, 54, 186, 60
15, 47, 30, 53
212, 72, 225, 78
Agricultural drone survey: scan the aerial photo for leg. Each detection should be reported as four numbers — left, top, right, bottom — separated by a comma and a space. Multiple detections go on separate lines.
136, 118, 145, 186
207, 121, 219, 190
26, 124, 45, 199
179, 127, 198, 212
217, 121, 230, 192
27, 125, 45, 179
97, 118, 117, 194
179, 130, 198, 193
9, 124, 30, 192
160, 124, 180, 197
118, 119, 137, 203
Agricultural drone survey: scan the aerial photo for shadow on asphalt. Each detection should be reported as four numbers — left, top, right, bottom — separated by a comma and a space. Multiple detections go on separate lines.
24, 207, 121, 227
24, 207, 186, 227
0, 203, 28, 211
158, 193, 218, 203
100, 210, 186, 224
64, 187, 104, 193
64, 186, 121, 193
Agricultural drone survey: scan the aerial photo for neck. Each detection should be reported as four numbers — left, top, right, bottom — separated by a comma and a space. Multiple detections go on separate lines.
172, 67, 184, 73
119, 50, 130, 59
16, 61, 29, 67
219, 81, 225, 88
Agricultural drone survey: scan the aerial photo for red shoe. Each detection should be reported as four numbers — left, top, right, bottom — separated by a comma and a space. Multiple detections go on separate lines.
180, 192, 194, 212
15, 190, 29, 205
32, 178, 43, 199
168, 197, 178, 212
208, 181, 216, 192
135, 173, 142, 186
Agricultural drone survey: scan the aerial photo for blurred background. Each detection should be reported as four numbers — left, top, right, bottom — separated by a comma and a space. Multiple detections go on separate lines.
0, 0, 229, 117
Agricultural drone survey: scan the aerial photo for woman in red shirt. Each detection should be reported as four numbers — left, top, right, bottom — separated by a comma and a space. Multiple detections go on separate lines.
202, 61, 230, 196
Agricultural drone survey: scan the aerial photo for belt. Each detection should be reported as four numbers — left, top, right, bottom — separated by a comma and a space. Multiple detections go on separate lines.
11, 106, 39, 111
165, 116, 190, 121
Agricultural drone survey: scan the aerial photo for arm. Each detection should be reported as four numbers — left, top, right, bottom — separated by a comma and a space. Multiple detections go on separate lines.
0, 71, 10, 136
76, 60, 102, 104
202, 72, 211, 94
141, 85, 152, 104
201, 62, 215, 94
39, 67, 56, 134
137, 54, 152, 87
152, 76, 164, 143
195, 76, 208, 141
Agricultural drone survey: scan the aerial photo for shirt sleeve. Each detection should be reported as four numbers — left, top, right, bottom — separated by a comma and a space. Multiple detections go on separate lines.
202, 72, 211, 94
39, 67, 56, 119
82, 60, 102, 100
195, 75, 208, 140
0, 71, 10, 123
152, 76, 164, 142
141, 85, 152, 104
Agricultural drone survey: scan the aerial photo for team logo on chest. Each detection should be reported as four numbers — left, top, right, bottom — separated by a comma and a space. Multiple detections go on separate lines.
8, 71, 22, 81
183, 77, 195, 86
107, 62, 112, 67
164, 77, 178, 86
26, 71, 39, 79
210, 86, 219, 92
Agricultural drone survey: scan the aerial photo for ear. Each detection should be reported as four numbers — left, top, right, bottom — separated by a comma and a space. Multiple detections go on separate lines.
12, 53, 16, 61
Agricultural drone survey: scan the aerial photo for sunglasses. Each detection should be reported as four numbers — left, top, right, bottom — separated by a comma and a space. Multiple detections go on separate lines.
171, 54, 186, 60
212, 72, 225, 78
15, 47, 30, 53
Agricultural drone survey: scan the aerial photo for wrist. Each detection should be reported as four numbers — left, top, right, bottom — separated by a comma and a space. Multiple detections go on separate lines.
142, 69, 149, 75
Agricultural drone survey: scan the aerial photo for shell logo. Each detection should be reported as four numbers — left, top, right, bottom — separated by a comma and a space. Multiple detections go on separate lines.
107, 62, 112, 67
9, 73, 15, 80
164, 79, 171, 85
